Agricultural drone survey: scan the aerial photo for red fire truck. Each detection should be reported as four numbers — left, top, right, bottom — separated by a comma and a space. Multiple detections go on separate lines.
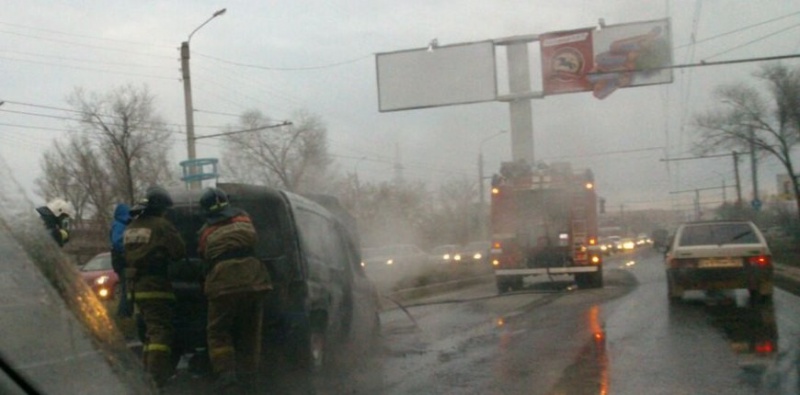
489, 161, 603, 293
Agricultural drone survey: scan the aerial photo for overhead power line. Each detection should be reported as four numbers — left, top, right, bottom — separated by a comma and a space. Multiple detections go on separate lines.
703, 21, 800, 61
0, 20, 175, 49
0, 29, 174, 60
542, 146, 663, 160
194, 51, 372, 71
0, 55, 176, 81
674, 9, 800, 49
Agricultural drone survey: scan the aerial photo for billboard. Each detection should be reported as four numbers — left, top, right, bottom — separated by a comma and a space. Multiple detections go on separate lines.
541, 19, 673, 99
376, 41, 497, 112
540, 27, 595, 95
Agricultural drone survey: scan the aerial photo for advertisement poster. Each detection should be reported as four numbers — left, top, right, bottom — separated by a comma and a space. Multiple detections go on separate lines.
540, 19, 673, 99
589, 19, 673, 99
540, 28, 594, 95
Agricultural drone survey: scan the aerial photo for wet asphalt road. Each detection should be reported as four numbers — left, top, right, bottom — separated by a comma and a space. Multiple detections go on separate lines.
164, 248, 800, 394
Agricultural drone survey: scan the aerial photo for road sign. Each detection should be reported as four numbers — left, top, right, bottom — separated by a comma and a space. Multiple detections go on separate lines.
751, 199, 762, 211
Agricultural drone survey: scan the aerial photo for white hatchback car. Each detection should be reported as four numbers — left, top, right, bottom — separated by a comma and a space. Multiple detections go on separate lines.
665, 220, 773, 303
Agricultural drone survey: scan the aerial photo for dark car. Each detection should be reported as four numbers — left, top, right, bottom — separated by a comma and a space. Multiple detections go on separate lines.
361, 244, 429, 277
462, 241, 491, 265
79, 252, 120, 300
163, 183, 381, 374
429, 244, 463, 265
665, 220, 773, 303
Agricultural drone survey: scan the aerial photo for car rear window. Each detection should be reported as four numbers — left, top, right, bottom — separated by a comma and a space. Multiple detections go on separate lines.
678, 223, 760, 246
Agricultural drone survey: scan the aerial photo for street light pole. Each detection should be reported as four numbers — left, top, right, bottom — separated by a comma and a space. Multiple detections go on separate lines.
181, 8, 226, 190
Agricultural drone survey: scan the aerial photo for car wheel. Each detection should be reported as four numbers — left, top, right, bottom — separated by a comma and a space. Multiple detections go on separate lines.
667, 275, 683, 303
287, 314, 329, 374
308, 329, 326, 373
749, 288, 772, 304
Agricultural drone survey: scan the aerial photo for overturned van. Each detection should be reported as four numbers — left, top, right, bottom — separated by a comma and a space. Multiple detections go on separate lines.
162, 183, 381, 374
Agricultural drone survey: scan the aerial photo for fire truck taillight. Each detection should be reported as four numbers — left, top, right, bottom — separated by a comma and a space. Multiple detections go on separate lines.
589, 238, 596, 245
591, 255, 601, 264
492, 259, 500, 266
585, 182, 594, 190
491, 187, 500, 195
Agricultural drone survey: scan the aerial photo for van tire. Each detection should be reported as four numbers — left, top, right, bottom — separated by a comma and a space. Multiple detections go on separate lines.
289, 315, 329, 374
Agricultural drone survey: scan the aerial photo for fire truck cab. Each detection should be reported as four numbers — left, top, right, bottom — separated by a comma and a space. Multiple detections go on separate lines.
489, 161, 603, 293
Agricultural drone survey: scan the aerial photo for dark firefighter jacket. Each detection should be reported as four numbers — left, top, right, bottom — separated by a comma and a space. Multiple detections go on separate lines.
36, 206, 69, 247
123, 215, 186, 298
198, 212, 272, 299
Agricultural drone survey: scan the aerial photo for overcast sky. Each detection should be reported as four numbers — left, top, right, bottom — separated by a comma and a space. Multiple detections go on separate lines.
3, 1, 800, 214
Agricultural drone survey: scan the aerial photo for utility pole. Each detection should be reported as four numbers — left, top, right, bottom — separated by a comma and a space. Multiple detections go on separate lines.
181, 8, 226, 190
733, 151, 742, 207
660, 152, 743, 209
694, 189, 701, 220
722, 179, 727, 203
749, 128, 759, 204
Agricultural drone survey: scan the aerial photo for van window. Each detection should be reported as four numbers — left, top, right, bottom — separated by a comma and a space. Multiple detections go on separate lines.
240, 201, 285, 259
296, 209, 348, 270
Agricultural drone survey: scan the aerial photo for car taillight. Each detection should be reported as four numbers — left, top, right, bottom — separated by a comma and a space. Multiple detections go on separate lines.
755, 340, 775, 354
748, 255, 771, 267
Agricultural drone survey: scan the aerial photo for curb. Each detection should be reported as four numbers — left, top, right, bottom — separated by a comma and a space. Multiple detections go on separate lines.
383, 274, 494, 305
774, 263, 800, 296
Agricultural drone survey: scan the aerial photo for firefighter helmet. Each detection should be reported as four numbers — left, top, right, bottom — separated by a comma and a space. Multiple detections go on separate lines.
138, 186, 174, 213
45, 198, 75, 219
199, 187, 229, 215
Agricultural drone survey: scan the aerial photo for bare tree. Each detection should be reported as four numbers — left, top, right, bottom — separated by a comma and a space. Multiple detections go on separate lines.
37, 84, 175, 226
222, 109, 332, 192
694, 63, 800, 219
435, 178, 479, 244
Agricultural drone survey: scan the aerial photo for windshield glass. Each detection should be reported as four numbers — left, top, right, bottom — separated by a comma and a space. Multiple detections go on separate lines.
6, 2, 800, 394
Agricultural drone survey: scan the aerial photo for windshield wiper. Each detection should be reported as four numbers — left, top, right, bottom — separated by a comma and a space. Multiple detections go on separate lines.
0, 351, 42, 395
728, 230, 753, 243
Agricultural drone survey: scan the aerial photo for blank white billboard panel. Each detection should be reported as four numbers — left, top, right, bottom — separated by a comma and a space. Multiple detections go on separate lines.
376, 41, 497, 112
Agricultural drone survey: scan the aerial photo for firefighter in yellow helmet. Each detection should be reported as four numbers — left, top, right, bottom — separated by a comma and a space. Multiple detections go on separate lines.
35, 198, 75, 247
123, 186, 186, 387
197, 187, 272, 394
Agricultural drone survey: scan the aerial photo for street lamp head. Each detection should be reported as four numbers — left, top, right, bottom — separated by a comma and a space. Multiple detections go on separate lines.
188, 8, 228, 42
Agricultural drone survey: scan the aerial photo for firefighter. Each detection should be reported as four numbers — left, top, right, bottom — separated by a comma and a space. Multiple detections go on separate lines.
197, 187, 272, 394
35, 198, 75, 247
123, 186, 186, 388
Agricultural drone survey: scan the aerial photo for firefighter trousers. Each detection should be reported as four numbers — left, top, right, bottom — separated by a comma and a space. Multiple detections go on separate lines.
136, 297, 176, 387
207, 291, 266, 379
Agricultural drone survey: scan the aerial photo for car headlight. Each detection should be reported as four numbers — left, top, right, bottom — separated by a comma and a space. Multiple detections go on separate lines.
454, 254, 461, 261
443, 254, 451, 260
474, 253, 482, 260
95, 275, 110, 285
386, 259, 393, 265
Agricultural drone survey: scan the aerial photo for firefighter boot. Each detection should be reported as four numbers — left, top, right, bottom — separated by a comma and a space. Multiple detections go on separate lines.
145, 349, 175, 388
